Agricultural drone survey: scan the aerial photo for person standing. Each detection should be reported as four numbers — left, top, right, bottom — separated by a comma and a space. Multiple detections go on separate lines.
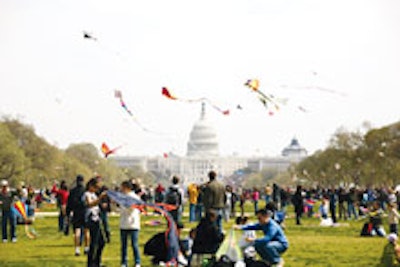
119, 181, 141, 267
0, 180, 17, 243
292, 185, 304, 225
329, 188, 338, 224
252, 187, 260, 215
187, 183, 199, 222
202, 170, 225, 233
338, 188, 348, 221
67, 175, 89, 256
164, 176, 183, 223
52, 180, 69, 234
265, 184, 272, 204
236, 209, 288, 267
84, 178, 108, 267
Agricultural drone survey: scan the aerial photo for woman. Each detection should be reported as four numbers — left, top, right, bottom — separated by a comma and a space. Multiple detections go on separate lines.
84, 178, 107, 267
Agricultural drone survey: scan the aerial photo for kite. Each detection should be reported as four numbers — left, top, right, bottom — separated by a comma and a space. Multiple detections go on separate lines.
13, 201, 37, 239
161, 87, 230, 116
101, 142, 121, 158
114, 90, 163, 133
83, 31, 97, 41
245, 79, 282, 115
107, 190, 180, 265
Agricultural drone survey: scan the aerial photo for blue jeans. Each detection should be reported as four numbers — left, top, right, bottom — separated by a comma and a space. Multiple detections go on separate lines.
254, 200, 259, 214
189, 203, 196, 222
254, 240, 287, 264
195, 204, 203, 221
2, 210, 16, 240
120, 229, 140, 265
347, 202, 358, 219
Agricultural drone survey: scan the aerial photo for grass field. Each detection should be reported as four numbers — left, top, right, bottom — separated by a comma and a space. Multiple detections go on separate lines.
0, 202, 396, 267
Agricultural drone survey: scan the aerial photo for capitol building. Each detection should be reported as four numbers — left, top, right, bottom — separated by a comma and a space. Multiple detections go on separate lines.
114, 103, 307, 185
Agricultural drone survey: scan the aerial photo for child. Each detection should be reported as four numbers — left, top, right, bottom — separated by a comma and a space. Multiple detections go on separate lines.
236, 216, 256, 259
388, 202, 400, 235
380, 233, 400, 266
119, 181, 141, 267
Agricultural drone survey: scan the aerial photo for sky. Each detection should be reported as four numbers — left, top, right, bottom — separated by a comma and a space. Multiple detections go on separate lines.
0, 0, 400, 157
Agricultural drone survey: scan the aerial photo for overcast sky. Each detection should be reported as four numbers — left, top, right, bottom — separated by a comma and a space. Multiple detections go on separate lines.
1, 0, 399, 157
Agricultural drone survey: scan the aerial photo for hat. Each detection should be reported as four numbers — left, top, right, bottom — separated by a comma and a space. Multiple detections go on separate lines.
388, 233, 398, 243
1, 180, 8, 186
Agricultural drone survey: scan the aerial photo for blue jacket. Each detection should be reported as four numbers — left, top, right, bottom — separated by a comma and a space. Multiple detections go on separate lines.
241, 219, 289, 248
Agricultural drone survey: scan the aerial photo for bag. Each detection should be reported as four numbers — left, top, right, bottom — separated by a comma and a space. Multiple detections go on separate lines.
165, 188, 181, 206
144, 232, 167, 260
360, 222, 372, 236
216, 229, 242, 263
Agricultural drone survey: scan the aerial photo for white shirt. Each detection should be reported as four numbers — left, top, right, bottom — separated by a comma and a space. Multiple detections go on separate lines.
238, 229, 256, 249
84, 191, 100, 222
120, 191, 141, 230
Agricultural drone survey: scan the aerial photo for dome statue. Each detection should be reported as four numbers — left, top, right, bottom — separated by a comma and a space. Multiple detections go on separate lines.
186, 103, 219, 157
281, 137, 307, 160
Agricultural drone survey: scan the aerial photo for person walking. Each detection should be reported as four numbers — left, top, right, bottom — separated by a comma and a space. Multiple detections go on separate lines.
164, 176, 183, 223
67, 175, 89, 256
203, 170, 225, 233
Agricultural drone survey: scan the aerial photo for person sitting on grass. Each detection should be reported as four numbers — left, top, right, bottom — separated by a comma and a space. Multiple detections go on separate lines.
235, 208, 288, 267
369, 201, 386, 237
379, 233, 400, 267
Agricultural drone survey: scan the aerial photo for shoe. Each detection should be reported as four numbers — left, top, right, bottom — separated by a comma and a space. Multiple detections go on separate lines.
2, 239, 7, 243
135, 264, 141, 267
121, 264, 127, 267
177, 254, 188, 266
84, 247, 89, 255
75, 248, 80, 256
275, 258, 284, 267
11, 238, 17, 243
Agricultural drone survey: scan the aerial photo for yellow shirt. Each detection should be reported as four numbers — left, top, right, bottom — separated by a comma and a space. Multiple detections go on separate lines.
187, 184, 199, 204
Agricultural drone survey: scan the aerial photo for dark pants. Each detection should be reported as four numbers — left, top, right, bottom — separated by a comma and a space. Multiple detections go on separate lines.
2, 210, 16, 240
295, 211, 302, 225
390, 224, 398, 235
330, 206, 337, 223
87, 220, 105, 267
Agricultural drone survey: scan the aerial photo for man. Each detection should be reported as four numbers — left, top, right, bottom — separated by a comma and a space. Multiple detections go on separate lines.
164, 176, 183, 223
66, 175, 89, 256
236, 208, 288, 267
187, 183, 199, 222
203, 170, 225, 233
0, 180, 17, 243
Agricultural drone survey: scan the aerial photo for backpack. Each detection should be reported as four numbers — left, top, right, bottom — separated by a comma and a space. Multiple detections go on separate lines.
165, 188, 181, 206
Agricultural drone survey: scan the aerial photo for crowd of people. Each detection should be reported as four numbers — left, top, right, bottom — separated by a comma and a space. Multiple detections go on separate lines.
3, 172, 400, 266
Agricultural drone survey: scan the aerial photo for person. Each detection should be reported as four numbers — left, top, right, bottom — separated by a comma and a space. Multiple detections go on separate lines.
155, 183, 165, 203
265, 184, 272, 204
164, 176, 183, 223
388, 202, 400, 235
66, 175, 89, 256
119, 181, 141, 267
328, 188, 337, 224
292, 185, 303, 225
192, 209, 225, 256
347, 187, 358, 220
187, 183, 199, 222
252, 187, 260, 215
338, 188, 348, 220
0, 180, 17, 243
236, 216, 256, 258
99, 184, 111, 243
223, 185, 233, 222
236, 209, 288, 267
369, 201, 386, 237
51, 180, 69, 234
380, 233, 400, 266
203, 171, 225, 233
83, 178, 108, 267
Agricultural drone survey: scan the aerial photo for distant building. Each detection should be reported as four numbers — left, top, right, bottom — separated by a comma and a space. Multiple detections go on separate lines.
113, 104, 308, 184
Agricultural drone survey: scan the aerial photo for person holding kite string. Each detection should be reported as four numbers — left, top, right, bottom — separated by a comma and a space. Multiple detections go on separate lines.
235, 208, 288, 267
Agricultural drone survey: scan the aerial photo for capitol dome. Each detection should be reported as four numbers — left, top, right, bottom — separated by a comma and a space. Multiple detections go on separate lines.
281, 137, 307, 160
186, 103, 219, 157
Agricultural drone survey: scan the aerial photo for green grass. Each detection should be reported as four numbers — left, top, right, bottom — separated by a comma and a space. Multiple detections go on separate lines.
0, 202, 397, 266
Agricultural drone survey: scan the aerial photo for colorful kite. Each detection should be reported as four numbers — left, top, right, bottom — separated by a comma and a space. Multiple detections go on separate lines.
114, 90, 163, 133
107, 190, 180, 265
13, 201, 37, 239
161, 87, 230, 116
101, 142, 121, 158
245, 79, 282, 115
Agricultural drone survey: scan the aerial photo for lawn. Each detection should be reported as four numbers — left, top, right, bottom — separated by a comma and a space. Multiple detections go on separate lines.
0, 202, 396, 266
